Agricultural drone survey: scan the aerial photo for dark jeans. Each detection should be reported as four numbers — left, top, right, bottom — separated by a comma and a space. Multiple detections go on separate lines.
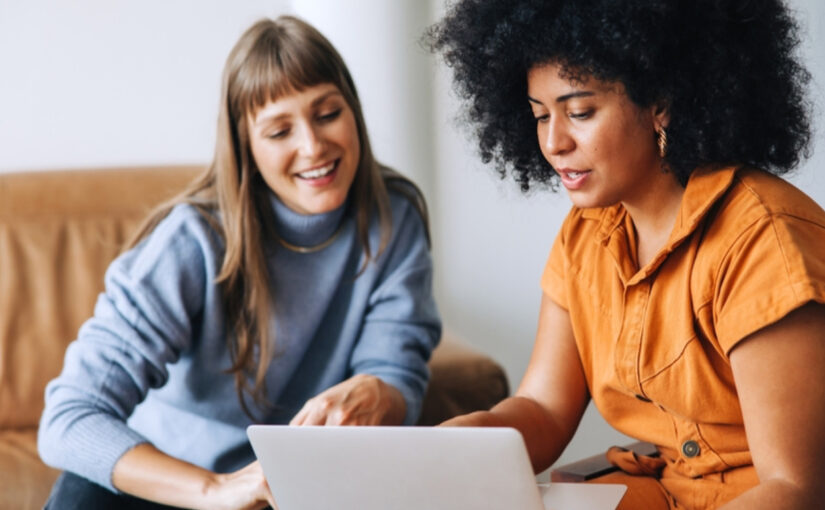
44, 472, 180, 510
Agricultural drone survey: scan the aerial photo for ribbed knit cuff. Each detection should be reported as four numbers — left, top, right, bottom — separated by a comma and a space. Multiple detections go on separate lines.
373, 374, 422, 426
57, 414, 148, 492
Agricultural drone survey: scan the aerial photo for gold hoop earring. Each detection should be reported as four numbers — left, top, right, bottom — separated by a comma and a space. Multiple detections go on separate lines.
656, 127, 668, 159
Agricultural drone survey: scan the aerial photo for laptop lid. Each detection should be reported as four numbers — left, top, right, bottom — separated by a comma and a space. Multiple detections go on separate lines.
247, 425, 546, 510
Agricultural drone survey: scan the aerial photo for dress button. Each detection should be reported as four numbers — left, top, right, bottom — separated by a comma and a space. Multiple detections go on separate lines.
682, 440, 700, 458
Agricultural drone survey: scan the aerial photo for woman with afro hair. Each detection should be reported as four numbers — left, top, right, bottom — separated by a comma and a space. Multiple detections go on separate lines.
429, 1, 825, 508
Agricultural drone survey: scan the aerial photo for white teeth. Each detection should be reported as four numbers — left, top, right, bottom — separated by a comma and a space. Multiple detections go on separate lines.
567, 171, 584, 178
298, 162, 335, 179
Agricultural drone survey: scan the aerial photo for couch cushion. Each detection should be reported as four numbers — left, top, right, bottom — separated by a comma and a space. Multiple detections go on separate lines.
0, 428, 59, 508
417, 332, 510, 425
0, 167, 201, 429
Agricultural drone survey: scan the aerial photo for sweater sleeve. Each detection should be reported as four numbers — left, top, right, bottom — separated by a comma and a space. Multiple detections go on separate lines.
348, 197, 441, 425
37, 206, 216, 491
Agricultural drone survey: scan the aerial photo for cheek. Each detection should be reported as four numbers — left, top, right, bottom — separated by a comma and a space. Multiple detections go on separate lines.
585, 126, 621, 162
341, 118, 361, 164
251, 141, 291, 177
248, 141, 269, 169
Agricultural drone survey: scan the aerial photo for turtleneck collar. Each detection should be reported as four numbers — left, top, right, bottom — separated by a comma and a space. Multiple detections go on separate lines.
268, 191, 349, 248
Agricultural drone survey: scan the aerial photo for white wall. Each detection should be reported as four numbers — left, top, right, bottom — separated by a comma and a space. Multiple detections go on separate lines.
1, 0, 824, 473
0, 0, 292, 172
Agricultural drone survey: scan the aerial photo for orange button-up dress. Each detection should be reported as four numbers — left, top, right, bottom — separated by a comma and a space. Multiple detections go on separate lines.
542, 166, 825, 509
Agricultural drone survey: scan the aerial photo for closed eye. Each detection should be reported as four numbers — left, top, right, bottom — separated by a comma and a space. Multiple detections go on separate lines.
318, 109, 342, 123
267, 129, 289, 139
569, 110, 593, 120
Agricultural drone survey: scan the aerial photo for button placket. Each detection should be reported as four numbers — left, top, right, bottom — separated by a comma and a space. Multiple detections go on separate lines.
614, 282, 652, 397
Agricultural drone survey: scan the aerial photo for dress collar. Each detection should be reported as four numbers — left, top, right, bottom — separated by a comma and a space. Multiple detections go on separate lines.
587, 165, 740, 284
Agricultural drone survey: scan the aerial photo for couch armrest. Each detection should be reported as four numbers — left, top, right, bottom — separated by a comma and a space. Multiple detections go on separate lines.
550, 441, 659, 482
417, 333, 509, 426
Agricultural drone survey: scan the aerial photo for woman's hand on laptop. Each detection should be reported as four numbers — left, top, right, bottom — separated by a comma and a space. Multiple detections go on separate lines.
290, 374, 406, 426
112, 442, 278, 510
205, 460, 278, 510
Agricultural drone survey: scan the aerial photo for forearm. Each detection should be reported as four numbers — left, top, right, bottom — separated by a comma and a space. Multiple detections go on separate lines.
720, 479, 821, 510
112, 443, 217, 509
442, 395, 573, 472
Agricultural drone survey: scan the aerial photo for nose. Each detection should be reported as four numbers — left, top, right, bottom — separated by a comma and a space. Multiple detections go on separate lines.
297, 122, 326, 158
541, 116, 574, 156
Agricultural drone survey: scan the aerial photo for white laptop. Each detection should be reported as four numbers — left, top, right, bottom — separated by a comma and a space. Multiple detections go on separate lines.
247, 425, 626, 510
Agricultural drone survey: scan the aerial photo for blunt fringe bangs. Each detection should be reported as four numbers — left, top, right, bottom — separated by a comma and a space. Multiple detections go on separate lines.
228, 18, 360, 123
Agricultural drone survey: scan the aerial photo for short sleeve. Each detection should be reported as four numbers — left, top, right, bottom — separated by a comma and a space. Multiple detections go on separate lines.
714, 213, 825, 354
541, 224, 569, 310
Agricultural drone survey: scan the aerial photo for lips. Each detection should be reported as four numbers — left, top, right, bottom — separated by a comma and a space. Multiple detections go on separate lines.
557, 168, 591, 190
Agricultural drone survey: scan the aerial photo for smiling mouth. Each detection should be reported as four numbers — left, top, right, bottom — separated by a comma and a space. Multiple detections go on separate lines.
297, 160, 338, 180
557, 168, 590, 178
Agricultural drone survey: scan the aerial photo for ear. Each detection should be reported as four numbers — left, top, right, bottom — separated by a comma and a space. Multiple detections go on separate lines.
652, 101, 670, 131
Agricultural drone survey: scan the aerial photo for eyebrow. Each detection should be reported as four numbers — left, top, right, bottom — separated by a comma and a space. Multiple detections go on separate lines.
527, 90, 596, 105
254, 90, 344, 126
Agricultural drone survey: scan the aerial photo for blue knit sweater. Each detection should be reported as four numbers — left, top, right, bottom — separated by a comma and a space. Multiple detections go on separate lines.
38, 187, 441, 491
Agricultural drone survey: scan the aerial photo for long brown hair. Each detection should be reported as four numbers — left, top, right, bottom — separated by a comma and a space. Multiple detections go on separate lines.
127, 16, 421, 416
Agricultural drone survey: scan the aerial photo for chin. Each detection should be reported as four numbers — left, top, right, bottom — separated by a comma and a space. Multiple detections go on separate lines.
569, 194, 617, 210
568, 193, 600, 209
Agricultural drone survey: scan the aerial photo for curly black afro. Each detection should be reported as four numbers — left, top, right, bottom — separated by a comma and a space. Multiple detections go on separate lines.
427, 0, 812, 191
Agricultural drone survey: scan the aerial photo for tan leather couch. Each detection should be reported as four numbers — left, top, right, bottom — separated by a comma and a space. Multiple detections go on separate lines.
0, 166, 509, 509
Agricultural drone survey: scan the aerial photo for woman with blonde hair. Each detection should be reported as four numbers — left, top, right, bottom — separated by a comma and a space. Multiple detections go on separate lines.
39, 15, 440, 509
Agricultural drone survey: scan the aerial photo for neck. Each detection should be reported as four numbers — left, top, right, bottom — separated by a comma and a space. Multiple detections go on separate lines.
623, 170, 685, 268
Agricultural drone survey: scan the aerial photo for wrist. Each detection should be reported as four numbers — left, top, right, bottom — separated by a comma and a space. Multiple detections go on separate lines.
197, 471, 225, 510
112, 443, 224, 510
369, 376, 406, 425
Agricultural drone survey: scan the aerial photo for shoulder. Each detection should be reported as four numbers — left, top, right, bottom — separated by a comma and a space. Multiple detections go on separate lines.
383, 170, 427, 219
706, 168, 825, 248
387, 184, 423, 221
729, 168, 825, 222
380, 168, 430, 241
141, 203, 219, 251
159, 202, 219, 232
97, 203, 221, 329
114, 203, 222, 279
360, 169, 432, 268
695, 168, 825, 350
